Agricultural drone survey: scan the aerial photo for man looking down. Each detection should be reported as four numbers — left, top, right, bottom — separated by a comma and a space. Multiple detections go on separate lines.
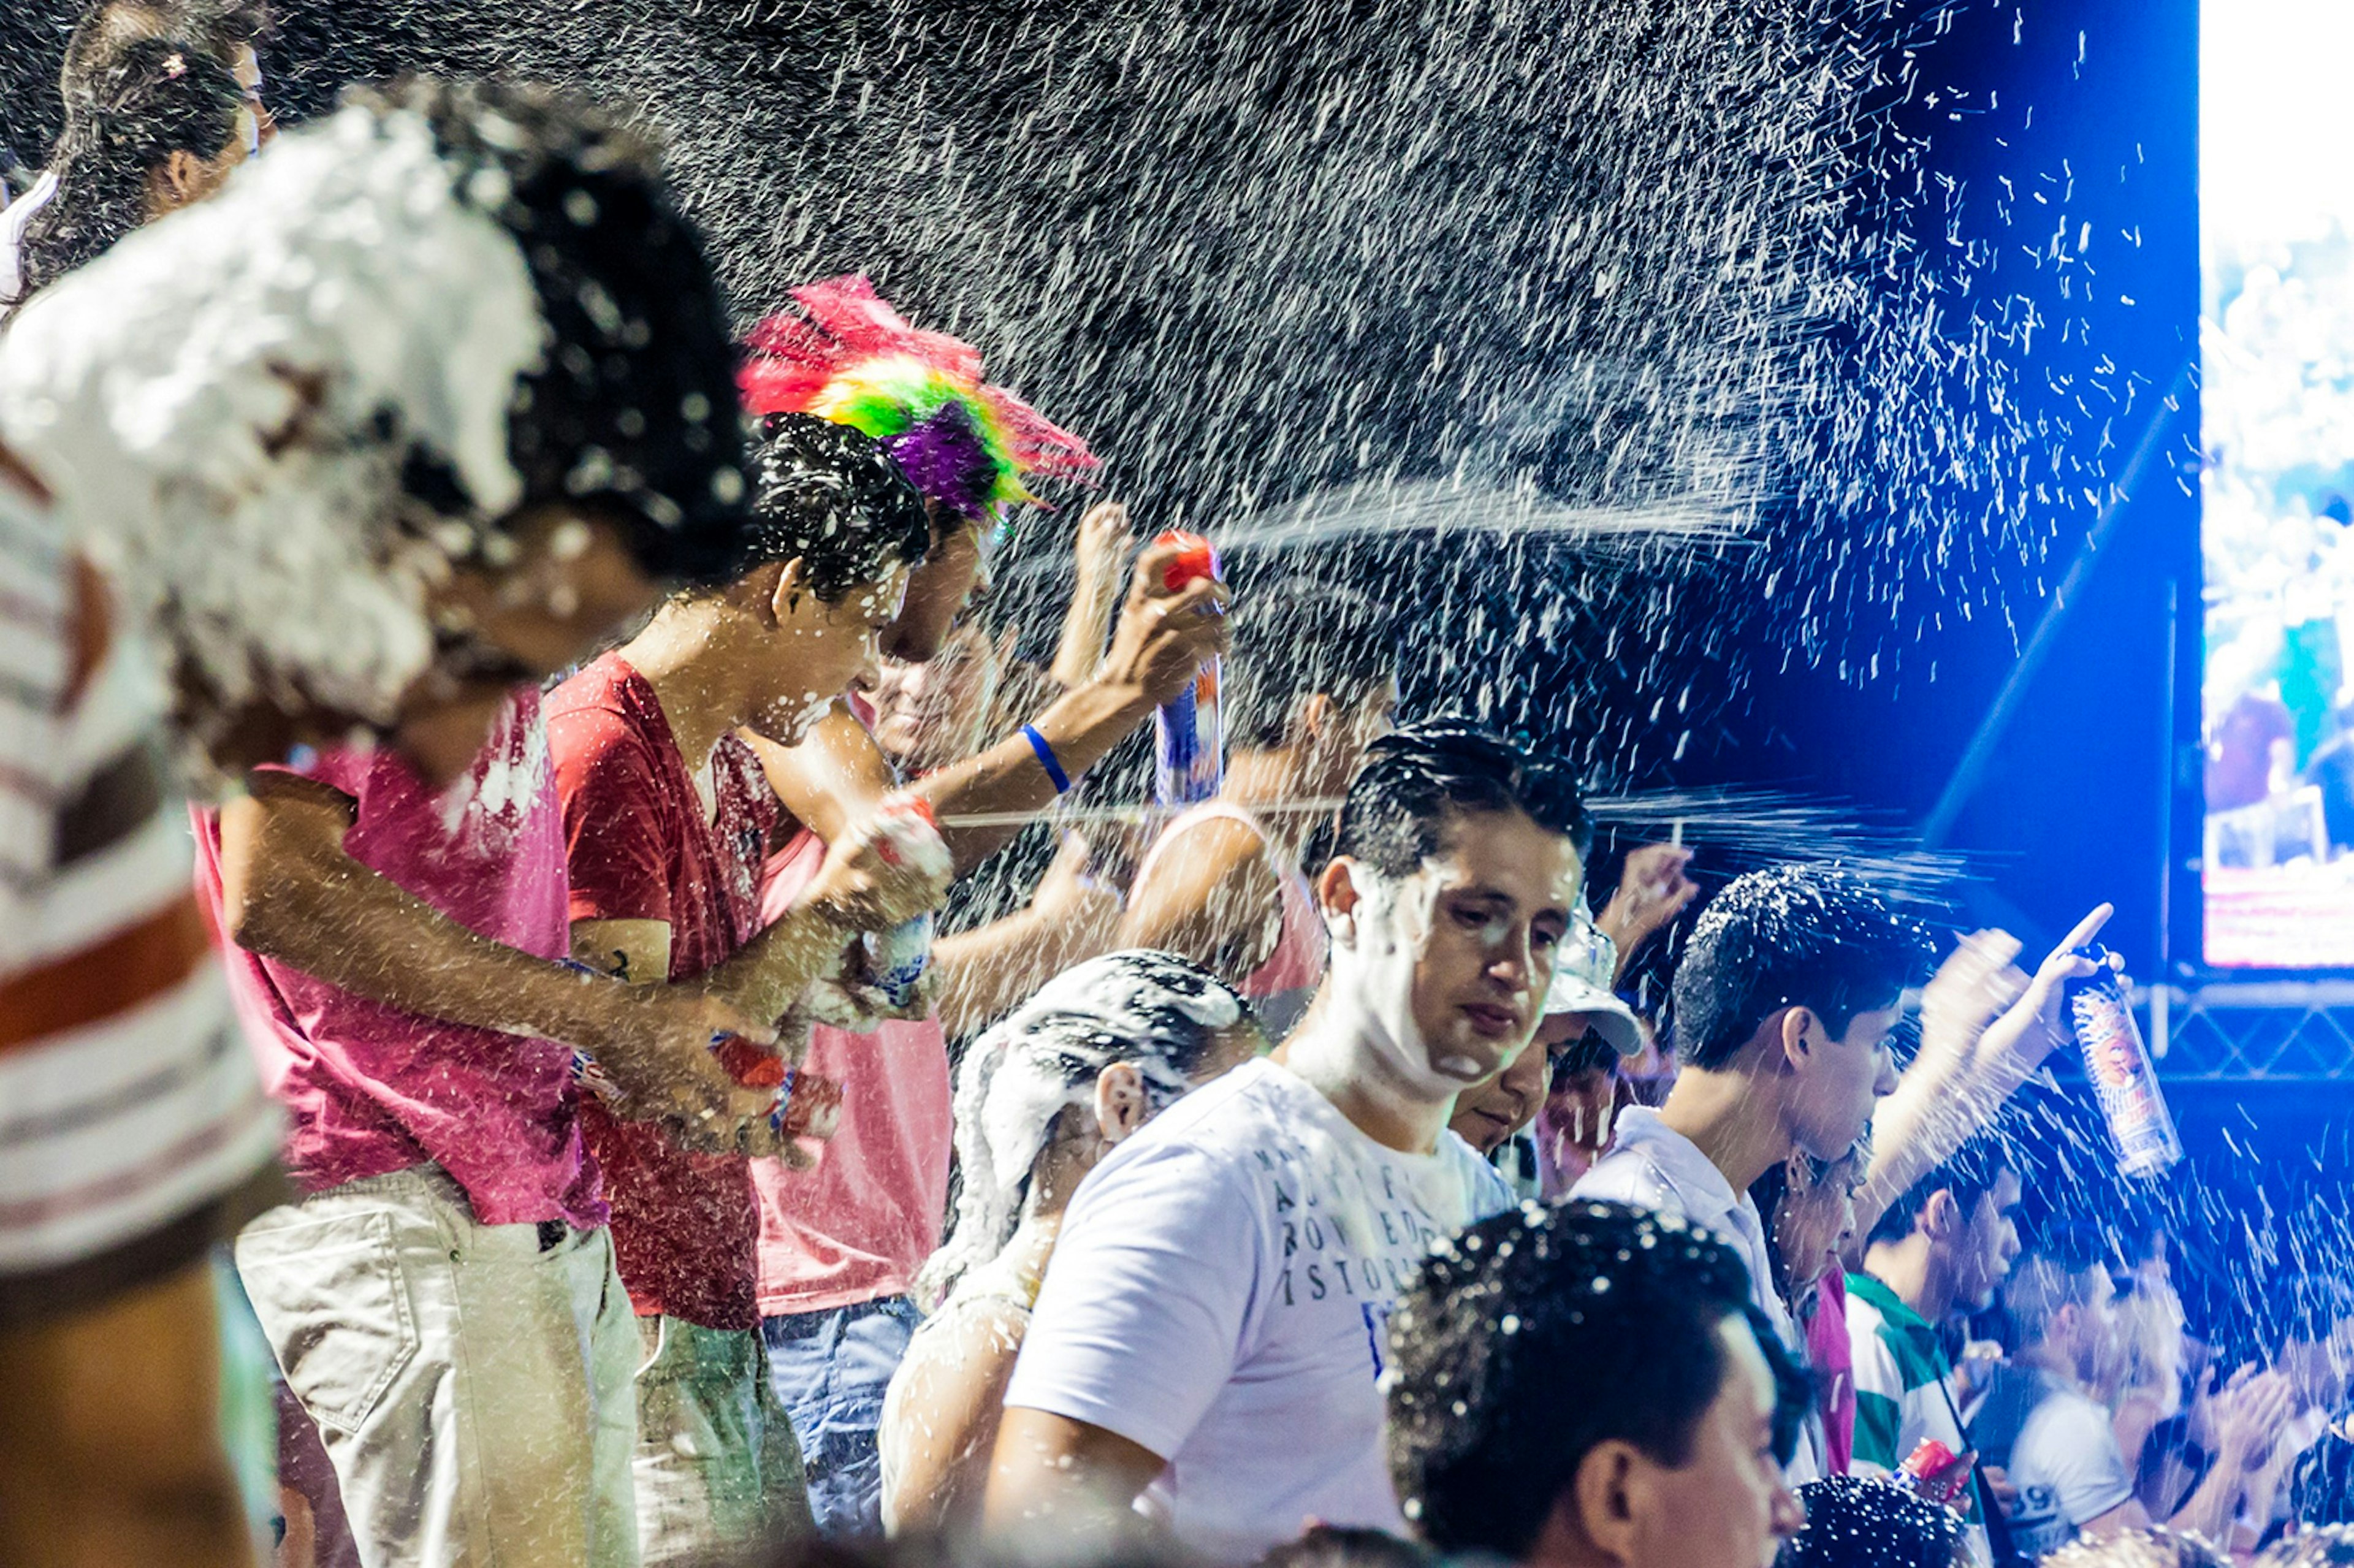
984, 720, 1587, 1562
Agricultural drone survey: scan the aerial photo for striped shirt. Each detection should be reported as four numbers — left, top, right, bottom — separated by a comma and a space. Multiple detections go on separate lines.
1844, 1270, 1993, 1567
0, 453, 279, 1308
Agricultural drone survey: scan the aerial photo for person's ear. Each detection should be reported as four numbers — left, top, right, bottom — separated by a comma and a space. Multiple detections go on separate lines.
769, 558, 810, 622
1778, 1006, 1816, 1072
1093, 1061, 1149, 1144
1292, 691, 1337, 748
1922, 1187, 1962, 1242
150, 148, 208, 213
1568, 1439, 1645, 1566
1318, 856, 1365, 946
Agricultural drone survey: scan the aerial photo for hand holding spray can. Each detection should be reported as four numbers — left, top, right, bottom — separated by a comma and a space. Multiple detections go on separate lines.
1152, 530, 1224, 806
860, 794, 950, 1011
710, 1036, 844, 1141
2063, 943, 2182, 1178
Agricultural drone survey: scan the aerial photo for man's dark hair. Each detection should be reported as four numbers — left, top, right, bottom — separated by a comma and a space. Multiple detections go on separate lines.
1385, 1200, 1801, 1559
1866, 1136, 2016, 1248
1786, 1477, 1965, 1568
2001, 1222, 2113, 1350
346, 78, 750, 586
1224, 579, 1396, 750
2043, 1528, 2234, 1568
16, 37, 244, 299
1254, 1525, 1434, 1568
1335, 718, 1590, 881
1669, 864, 1933, 1071
738, 413, 932, 599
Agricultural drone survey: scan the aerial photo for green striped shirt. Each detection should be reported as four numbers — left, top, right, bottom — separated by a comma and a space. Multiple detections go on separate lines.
1843, 1271, 1992, 1568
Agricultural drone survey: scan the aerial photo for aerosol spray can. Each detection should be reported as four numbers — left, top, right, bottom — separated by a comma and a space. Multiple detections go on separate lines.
1152, 530, 1224, 806
574, 1029, 842, 1143
709, 1038, 844, 1141
861, 794, 948, 1011
2065, 944, 2183, 1178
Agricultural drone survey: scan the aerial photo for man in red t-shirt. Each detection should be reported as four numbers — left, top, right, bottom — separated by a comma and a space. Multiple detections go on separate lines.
550, 413, 947, 1565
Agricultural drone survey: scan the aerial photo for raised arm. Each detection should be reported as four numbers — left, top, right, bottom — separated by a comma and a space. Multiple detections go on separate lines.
752, 538, 1232, 873
1857, 907, 2111, 1242
1047, 501, 1135, 690
215, 770, 768, 1124
931, 832, 1123, 1037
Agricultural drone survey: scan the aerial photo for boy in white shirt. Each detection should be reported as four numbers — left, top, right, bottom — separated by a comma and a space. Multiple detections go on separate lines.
985, 720, 1588, 1563
1574, 863, 1933, 1483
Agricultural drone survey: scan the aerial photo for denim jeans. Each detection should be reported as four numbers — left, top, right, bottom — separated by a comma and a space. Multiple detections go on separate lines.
760, 1296, 919, 1539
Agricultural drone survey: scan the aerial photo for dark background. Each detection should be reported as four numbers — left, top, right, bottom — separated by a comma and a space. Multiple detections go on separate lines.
6, 0, 2339, 1315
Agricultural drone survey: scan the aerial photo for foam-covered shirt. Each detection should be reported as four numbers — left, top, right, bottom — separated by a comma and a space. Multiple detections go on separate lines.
196, 688, 600, 1228
549, 653, 779, 1329
1005, 1056, 1513, 1564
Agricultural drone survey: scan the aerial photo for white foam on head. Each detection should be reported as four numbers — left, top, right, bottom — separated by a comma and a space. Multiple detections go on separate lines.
0, 104, 544, 733
916, 951, 1244, 1311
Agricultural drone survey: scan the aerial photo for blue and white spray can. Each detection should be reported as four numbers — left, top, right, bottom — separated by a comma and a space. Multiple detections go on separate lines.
1151, 530, 1224, 806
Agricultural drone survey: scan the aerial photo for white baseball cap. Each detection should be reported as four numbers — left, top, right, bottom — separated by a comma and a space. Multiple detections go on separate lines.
1543, 913, 1645, 1059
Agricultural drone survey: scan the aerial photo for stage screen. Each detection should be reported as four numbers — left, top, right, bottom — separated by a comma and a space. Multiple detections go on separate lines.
2200, 0, 2354, 967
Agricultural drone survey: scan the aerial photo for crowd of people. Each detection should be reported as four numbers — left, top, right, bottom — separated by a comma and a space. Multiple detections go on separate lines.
0, 6, 2351, 1568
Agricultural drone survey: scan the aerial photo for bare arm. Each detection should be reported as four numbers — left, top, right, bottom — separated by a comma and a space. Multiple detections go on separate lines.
2163, 1369, 2296, 1542
883, 1301, 1028, 1536
1116, 817, 1282, 987
2078, 1497, 2155, 1543
1048, 501, 1133, 690
984, 1406, 1168, 1546
932, 833, 1122, 1037
755, 539, 1231, 872
754, 704, 886, 847
216, 772, 765, 1119
1858, 907, 2110, 1241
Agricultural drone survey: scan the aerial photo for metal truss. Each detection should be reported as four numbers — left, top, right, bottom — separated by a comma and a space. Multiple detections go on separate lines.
2148, 981, 2354, 1081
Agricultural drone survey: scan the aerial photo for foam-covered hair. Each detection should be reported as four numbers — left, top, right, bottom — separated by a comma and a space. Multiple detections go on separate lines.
913, 949, 1254, 1312
737, 273, 1095, 525
0, 78, 747, 770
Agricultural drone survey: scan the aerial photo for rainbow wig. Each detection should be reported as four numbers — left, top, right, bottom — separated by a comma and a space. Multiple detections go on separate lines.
738, 274, 1095, 529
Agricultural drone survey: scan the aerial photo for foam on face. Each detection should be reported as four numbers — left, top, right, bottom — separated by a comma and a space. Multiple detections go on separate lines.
1314, 858, 1487, 1100
0, 105, 544, 740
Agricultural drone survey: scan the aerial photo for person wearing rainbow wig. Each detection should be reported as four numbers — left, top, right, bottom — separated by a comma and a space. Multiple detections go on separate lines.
733, 275, 1235, 1538
741, 272, 1096, 662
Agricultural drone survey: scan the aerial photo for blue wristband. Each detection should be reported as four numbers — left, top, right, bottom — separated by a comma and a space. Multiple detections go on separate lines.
1022, 723, 1073, 794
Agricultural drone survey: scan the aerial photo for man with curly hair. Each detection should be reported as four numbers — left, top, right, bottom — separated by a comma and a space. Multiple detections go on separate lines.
549, 412, 945, 1564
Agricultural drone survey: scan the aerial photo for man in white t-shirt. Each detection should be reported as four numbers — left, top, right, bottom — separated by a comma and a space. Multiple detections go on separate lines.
1572, 863, 1933, 1485
1969, 1238, 2145, 1559
985, 720, 1589, 1562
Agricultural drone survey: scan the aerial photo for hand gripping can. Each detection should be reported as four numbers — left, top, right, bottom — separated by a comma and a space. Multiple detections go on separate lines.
2063, 943, 2183, 1178
711, 1036, 844, 1140
861, 794, 946, 1010
1152, 530, 1224, 806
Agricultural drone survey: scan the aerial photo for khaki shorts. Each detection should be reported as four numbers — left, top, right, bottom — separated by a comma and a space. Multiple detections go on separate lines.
235, 1166, 639, 1568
